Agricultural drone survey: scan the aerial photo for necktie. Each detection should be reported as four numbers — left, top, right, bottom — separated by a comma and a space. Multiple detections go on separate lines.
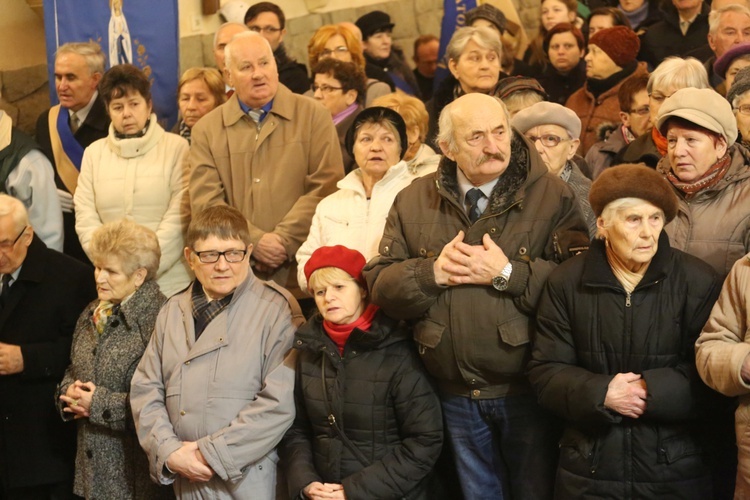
0, 274, 12, 308
466, 188, 484, 223
70, 112, 80, 133
248, 109, 263, 123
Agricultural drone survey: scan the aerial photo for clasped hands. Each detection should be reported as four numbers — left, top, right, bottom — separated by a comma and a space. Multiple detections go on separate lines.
604, 372, 648, 419
166, 441, 214, 483
303, 481, 346, 499
253, 233, 287, 274
434, 231, 509, 286
0, 342, 23, 375
60, 380, 96, 418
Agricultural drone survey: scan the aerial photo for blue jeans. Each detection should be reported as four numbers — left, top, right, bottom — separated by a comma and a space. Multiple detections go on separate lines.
440, 392, 558, 500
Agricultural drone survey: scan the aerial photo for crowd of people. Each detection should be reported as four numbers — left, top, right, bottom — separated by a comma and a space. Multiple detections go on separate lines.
5, 0, 750, 498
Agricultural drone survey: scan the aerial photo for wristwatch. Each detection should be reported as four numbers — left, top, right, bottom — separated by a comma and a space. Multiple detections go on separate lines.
492, 262, 513, 291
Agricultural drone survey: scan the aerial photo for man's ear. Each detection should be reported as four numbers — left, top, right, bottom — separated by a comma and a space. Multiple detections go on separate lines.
439, 140, 455, 160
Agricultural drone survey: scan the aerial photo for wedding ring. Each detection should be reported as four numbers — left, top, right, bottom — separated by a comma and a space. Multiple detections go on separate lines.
71, 399, 78, 406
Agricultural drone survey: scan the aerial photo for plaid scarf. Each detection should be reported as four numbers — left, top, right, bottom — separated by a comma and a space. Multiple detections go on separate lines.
191, 281, 233, 341
666, 153, 731, 198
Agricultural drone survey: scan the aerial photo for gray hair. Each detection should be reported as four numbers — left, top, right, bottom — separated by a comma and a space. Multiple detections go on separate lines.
89, 219, 161, 280
445, 26, 503, 64
213, 22, 249, 49
709, 4, 750, 35
55, 42, 106, 75
0, 194, 29, 233
503, 91, 545, 117
437, 95, 510, 154
647, 57, 709, 94
224, 31, 272, 70
596, 197, 662, 239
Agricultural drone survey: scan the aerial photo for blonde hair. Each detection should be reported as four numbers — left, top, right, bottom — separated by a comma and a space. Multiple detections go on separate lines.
372, 93, 430, 142
178, 67, 227, 107
308, 267, 362, 292
90, 219, 161, 279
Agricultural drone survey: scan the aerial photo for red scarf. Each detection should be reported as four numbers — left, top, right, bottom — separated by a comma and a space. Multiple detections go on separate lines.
666, 153, 731, 197
323, 304, 379, 355
652, 127, 668, 157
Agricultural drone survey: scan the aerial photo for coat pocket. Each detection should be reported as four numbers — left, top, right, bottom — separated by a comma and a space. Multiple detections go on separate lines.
414, 319, 445, 352
497, 316, 530, 347
657, 432, 704, 465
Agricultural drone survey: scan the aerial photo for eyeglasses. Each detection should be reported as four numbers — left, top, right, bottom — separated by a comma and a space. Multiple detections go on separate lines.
312, 84, 343, 93
0, 226, 27, 252
526, 134, 566, 147
736, 104, 750, 115
629, 105, 650, 116
192, 249, 247, 264
248, 26, 282, 34
321, 46, 350, 57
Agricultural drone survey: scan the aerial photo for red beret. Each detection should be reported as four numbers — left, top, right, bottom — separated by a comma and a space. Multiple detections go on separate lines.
304, 245, 367, 286
588, 26, 640, 68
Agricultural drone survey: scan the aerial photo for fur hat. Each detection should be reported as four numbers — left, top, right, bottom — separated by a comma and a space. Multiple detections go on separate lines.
466, 4, 507, 34
588, 26, 640, 68
304, 245, 367, 287
355, 11, 394, 40
345, 106, 408, 161
656, 87, 738, 147
589, 163, 678, 222
511, 101, 582, 139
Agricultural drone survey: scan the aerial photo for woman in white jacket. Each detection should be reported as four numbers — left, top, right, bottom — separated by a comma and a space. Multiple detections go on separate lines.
296, 107, 419, 291
75, 64, 191, 296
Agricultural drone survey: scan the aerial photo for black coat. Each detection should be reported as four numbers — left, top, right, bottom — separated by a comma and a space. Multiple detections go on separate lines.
528, 233, 721, 499
537, 60, 587, 106
35, 96, 110, 264
639, 3, 710, 69
279, 310, 443, 500
0, 235, 95, 490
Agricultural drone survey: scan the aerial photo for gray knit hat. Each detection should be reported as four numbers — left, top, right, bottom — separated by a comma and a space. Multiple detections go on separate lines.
511, 101, 581, 139
656, 87, 738, 147
466, 4, 507, 34
728, 65, 750, 106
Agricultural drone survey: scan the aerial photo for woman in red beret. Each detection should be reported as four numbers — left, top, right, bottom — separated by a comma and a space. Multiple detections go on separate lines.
528, 164, 721, 499
279, 245, 443, 500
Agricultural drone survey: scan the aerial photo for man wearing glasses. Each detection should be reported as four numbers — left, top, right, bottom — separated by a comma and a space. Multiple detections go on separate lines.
244, 2, 309, 94
0, 194, 94, 499
131, 205, 303, 499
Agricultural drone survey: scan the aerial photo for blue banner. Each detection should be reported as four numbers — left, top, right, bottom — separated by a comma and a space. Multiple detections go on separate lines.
43, 0, 180, 129
435, 0, 477, 90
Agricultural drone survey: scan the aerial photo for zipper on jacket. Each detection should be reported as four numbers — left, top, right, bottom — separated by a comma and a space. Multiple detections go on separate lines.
625, 292, 631, 308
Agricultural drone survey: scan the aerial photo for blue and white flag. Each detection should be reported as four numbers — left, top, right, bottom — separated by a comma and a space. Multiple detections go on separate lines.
434, 0, 477, 90
43, 0, 180, 128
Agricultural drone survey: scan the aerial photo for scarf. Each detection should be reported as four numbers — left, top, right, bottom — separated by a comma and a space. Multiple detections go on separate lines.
621, 1, 649, 30
605, 240, 648, 294
652, 127, 668, 156
666, 153, 731, 197
323, 303, 379, 355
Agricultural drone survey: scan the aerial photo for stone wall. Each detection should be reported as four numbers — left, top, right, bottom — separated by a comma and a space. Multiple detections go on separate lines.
178, 0, 541, 77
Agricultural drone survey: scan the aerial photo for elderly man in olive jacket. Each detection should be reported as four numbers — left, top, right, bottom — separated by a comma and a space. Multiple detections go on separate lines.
189, 31, 343, 299
363, 93, 590, 500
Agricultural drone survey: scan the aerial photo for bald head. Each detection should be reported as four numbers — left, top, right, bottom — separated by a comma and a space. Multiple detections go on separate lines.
214, 22, 250, 80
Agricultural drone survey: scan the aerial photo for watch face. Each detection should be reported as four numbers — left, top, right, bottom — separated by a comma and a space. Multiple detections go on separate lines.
492, 275, 508, 291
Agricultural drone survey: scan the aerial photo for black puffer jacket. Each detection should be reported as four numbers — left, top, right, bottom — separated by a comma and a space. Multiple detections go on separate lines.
529, 233, 721, 499
279, 310, 443, 500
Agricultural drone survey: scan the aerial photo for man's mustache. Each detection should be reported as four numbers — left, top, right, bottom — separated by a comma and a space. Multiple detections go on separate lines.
476, 152, 506, 165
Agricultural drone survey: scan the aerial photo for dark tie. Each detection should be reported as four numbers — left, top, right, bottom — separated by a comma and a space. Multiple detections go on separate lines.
0, 274, 12, 308
70, 112, 81, 133
466, 188, 484, 223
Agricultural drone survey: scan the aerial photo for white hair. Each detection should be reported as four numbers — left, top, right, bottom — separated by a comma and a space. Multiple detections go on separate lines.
224, 31, 273, 70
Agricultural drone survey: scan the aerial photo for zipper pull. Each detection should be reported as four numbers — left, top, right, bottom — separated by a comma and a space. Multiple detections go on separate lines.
625, 293, 631, 308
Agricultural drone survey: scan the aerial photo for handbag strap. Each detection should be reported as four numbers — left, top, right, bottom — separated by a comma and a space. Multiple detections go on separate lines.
321, 356, 371, 468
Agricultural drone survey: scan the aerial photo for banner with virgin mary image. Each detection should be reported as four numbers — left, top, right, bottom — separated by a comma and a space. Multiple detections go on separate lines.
43, 0, 180, 128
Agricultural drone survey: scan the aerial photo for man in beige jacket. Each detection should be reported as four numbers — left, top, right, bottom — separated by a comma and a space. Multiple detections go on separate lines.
189, 31, 343, 298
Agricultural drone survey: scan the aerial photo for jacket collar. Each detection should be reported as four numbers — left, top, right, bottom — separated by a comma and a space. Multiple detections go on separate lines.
106, 113, 164, 158
337, 160, 412, 194
582, 231, 672, 290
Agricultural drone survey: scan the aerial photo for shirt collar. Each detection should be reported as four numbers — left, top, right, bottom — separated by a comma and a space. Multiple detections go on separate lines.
67, 91, 98, 124
238, 97, 274, 122
456, 166, 499, 202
